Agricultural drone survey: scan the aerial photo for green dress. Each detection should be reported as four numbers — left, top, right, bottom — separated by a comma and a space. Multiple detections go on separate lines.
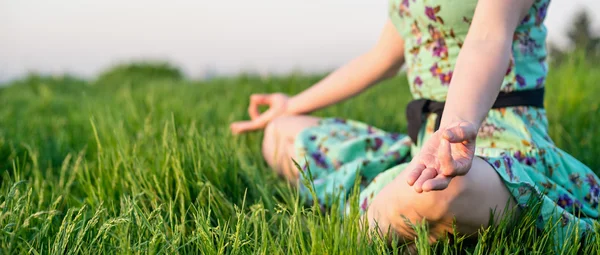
294, 0, 599, 245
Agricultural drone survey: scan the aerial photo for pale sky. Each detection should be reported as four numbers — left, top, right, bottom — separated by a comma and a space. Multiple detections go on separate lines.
1, 0, 598, 82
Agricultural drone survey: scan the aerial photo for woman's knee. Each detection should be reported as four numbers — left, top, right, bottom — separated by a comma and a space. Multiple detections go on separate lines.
261, 115, 319, 159
262, 117, 284, 164
404, 172, 467, 217
368, 175, 468, 240
417, 177, 468, 219
262, 116, 316, 182
261, 116, 305, 166
398, 185, 462, 228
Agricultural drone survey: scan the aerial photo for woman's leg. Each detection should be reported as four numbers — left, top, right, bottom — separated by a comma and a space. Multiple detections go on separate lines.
365, 157, 518, 244
262, 115, 320, 182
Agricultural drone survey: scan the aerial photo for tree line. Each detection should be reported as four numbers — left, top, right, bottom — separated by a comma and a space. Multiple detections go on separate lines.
549, 9, 600, 65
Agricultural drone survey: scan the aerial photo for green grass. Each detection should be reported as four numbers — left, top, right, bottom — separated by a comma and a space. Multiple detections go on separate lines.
0, 55, 599, 254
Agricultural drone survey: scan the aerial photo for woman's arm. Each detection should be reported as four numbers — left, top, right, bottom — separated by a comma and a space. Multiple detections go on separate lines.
230, 19, 406, 134
287, 19, 406, 114
407, 0, 535, 192
439, 0, 534, 128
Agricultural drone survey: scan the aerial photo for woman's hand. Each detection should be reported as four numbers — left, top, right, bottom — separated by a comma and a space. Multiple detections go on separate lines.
406, 121, 478, 192
230, 93, 291, 134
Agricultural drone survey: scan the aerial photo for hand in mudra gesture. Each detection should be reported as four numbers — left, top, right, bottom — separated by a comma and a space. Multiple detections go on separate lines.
406, 121, 478, 192
230, 93, 290, 134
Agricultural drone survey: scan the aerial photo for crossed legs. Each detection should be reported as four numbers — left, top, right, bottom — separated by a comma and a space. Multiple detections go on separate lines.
261, 115, 517, 244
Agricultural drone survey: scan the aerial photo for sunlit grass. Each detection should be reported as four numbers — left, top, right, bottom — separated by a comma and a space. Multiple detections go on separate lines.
0, 55, 598, 254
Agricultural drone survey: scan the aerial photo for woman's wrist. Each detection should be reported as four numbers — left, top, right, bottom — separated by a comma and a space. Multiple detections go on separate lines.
439, 115, 480, 131
285, 96, 307, 115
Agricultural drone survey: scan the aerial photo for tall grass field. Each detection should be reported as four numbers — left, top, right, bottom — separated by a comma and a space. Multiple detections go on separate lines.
0, 56, 599, 254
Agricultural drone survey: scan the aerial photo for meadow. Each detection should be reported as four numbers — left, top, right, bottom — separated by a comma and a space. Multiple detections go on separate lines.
0, 55, 599, 254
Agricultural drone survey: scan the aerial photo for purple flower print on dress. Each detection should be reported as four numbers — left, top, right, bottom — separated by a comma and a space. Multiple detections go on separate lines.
536, 77, 545, 88
516, 33, 539, 56
430, 63, 441, 77
557, 194, 574, 208
332, 118, 346, 124
588, 188, 600, 208
501, 154, 515, 180
439, 71, 452, 85
585, 174, 600, 208
361, 197, 369, 212
539, 58, 548, 72
538, 2, 549, 18
524, 157, 537, 166
516, 74, 526, 87
505, 59, 514, 75
586, 188, 600, 209
367, 125, 376, 134
514, 151, 537, 166
414, 76, 423, 87
432, 39, 448, 58
398, 1, 410, 17
310, 151, 328, 169
536, 2, 549, 25
389, 132, 403, 141
586, 174, 599, 188
493, 160, 502, 169
425, 7, 437, 21
519, 14, 531, 26
366, 138, 384, 151
374, 137, 383, 150
432, 45, 448, 58
309, 135, 317, 141
424, 6, 443, 23
514, 151, 525, 162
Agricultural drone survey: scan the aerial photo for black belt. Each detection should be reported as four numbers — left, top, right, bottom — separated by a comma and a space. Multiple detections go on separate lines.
405, 88, 545, 144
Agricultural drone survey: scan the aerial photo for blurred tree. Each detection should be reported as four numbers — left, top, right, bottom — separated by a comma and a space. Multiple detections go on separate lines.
95, 61, 184, 87
549, 9, 600, 66
567, 10, 600, 53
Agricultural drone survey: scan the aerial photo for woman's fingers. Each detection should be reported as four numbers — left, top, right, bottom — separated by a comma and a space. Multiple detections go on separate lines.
234, 93, 291, 135
230, 119, 266, 134
248, 94, 269, 120
438, 138, 457, 176
443, 122, 477, 143
437, 122, 476, 177
253, 108, 278, 126
230, 121, 255, 134
422, 174, 452, 191
406, 163, 427, 186
412, 168, 438, 193
234, 106, 285, 134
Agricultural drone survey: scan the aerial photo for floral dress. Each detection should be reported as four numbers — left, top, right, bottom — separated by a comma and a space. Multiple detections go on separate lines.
294, 0, 599, 246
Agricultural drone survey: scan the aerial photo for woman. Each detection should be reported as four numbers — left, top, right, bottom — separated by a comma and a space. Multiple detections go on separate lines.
231, 0, 598, 246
